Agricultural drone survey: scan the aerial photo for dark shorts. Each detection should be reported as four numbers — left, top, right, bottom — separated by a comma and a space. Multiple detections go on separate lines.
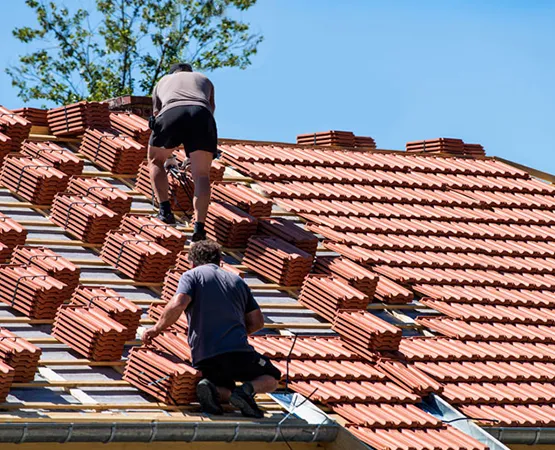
196, 351, 282, 392
149, 105, 218, 156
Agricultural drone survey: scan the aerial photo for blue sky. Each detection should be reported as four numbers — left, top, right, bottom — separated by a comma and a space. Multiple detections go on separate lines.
1, 1, 555, 173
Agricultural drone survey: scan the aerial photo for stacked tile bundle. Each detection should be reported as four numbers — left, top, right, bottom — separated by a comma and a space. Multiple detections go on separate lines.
354, 135, 377, 149
47, 101, 110, 136
0, 328, 41, 382
376, 358, 443, 396
118, 214, 186, 258
0, 265, 68, 319
243, 236, 313, 286
100, 231, 174, 282
109, 112, 151, 146
51, 194, 121, 243
148, 303, 188, 333
0, 106, 32, 151
11, 246, 80, 298
161, 268, 181, 302
80, 129, 146, 174
135, 161, 194, 212
0, 213, 27, 263
106, 95, 152, 119
0, 133, 11, 164
314, 256, 378, 298
463, 143, 486, 157
333, 310, 402, 353
405, 138, 471, 156
0, 156, 68, 204
175, 250, 193, 272
124, 347, 200, 404
203, 202, 258, 247
52, 305, 128, 361
258, 217, 319, 256
21, 141, 84, 177
299, 275, 370, 322
211, 182, 273, 218
0, 361, 14, 401
12, 107, 49, 127
297, 131, 356, 147
151, 330, 192, 362
67, 177, 132, 219
71, 286, 142, 341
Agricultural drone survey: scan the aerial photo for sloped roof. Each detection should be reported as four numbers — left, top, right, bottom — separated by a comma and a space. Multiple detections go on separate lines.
1, 102, 555, 448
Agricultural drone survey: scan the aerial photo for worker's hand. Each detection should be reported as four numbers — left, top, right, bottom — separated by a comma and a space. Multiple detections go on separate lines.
164, 156, 179, 171
142, 327, 162, 346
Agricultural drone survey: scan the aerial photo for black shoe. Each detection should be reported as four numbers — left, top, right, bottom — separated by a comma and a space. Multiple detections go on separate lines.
157, 211, 176, 225
230, 385, 264, 419
196, 379, 223, 415
191, 230, 207, 242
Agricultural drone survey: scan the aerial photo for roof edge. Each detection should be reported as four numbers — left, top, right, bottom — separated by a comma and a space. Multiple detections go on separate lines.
494, 156, 555, 184
485, 427, 555, 445
0, 422, 338, 444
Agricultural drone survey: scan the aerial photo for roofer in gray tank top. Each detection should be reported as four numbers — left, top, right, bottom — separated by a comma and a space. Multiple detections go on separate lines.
142, 240, 281, 418
148, 63, 217, 242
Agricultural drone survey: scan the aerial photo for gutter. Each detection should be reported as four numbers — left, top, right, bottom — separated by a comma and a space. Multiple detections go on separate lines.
485, 427, 555, 445
0, 422, 338, 444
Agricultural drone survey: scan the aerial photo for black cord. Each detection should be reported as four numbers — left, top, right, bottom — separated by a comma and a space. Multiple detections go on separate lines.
443, 417, 500, 424
285, 333, 298, 392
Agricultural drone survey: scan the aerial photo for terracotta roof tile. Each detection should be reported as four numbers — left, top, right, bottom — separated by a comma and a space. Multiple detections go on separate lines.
313, 256, 378, 297
0, 328, 41, 383
47, 101, 110, 136
211, 182, 273, 218
272, 359, 385, 381
442, 381, 555, 405
12, 107, 48, 127
249, 335, 359, 360
109, 112, 151, 146
0, 106, 32, 152
257, 217, 319, 256
21, 140, 84, 177
67, 177, 132, 218
203, 201, 258, 247
460, 404, 555, 427
0, 214, 27, 263
333, 403, 442, 428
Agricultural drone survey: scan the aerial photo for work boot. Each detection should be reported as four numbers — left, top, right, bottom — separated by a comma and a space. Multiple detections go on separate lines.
156, 211, 176, 225
230, 383, 264, 419
196, 379, 223, 415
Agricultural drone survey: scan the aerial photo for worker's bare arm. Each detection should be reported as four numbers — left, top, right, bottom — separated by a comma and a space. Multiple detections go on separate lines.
245, 308, 264, 335
142, 293, 191, 344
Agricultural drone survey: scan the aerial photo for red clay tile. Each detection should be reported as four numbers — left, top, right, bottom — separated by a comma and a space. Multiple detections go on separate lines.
109, 112, 151, 146
21, 140, 84, 177
0, 328, 41, 382
333, 403, 442, 428
67, 177, 132, 219
211, 182, 273, 218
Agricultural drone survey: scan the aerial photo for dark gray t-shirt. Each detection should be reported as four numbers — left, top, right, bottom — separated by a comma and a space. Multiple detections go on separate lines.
176, 264, 259, 366
152, 72, 214, 116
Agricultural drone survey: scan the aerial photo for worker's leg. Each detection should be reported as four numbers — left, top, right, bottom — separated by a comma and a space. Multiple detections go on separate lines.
189, 150, 213, 241
148, 144, 175, 223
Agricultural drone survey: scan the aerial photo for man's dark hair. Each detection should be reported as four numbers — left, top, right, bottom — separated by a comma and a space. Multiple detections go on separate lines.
188, 240, 222, 266
169, 63, 193, 74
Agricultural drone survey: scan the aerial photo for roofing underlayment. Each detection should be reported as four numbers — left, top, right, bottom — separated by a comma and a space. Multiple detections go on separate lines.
0, 100, 554, 449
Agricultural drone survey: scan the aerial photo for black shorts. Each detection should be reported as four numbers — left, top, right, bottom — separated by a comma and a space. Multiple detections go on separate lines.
149, 105, 218, 156
196, 351, 282, 392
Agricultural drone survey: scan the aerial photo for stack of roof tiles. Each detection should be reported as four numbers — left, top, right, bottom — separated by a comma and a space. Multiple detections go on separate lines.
109, 112, 151, 146
0, 361, 14, 402
313, 256, 378, 298
51, 194, 121, 243
0, 265, 69, 319
71, 286, 142, 341
47, 101, 110, 136
243, 236, 313, 286
211, 182, 273, 218
406, 138, 486, 157
0, 328, 41, 383
257, 217, 319, 256
11, 246, 80, 298
0, 156, 68, 204
0, 106, 32, 152
67, 177, 131, 219
148, 303, 188, 333
203, 201, 258, 247
80, 128, 146, 174
333, 310, 402, 353
354, 135, 377, 149
118, 214, 186, 257
100, 231, 173, 282
12, 107, 49, 127
21, 141, 84, 176
124, 347, 200, 404
250, 335, 483, 450
0, 213, 27, 263
297, 131, 355, 147
298, 274, 370, 322
135, 161, 194, 212
151, 330, 191, 362
0, 133, 11, 164
52, 305, 128, 361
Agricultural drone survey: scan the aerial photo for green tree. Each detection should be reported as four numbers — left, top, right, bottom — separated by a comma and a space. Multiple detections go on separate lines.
7, 0, 262, 104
